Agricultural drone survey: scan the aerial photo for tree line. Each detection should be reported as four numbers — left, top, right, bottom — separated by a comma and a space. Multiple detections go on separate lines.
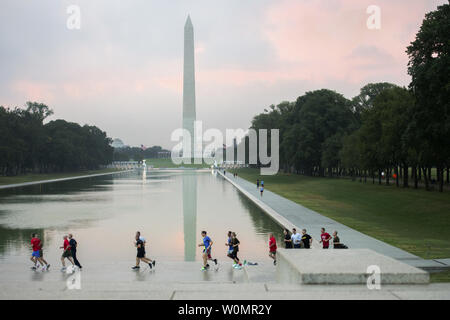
0, 102, 114, 176
248, 3, 449, 192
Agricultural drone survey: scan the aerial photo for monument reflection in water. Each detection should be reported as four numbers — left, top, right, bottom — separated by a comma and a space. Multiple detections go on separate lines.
183, 171, 197, 261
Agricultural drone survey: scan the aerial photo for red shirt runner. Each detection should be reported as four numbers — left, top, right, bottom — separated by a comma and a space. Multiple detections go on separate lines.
321, 233, 331, 248
31, 237, 41, 251
269, 236, 277, 252
63, 239, 71, 251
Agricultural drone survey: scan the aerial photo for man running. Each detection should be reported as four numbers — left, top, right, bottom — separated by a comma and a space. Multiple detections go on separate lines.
301, 229, 312, 249
230, 232, 242, 269
260, 186, 264, 196
320, 227, 332, 249
138, 231, 156, 266
60, 235, 74, 272
136, 231, 146, 245
30, 233, 50, 271
68, 234, 82, 269
39, 245, 49, 270
225, 231, 233, 261
132, 233, 155, 270
268, 233, 277, 265
198, 231, 217, 271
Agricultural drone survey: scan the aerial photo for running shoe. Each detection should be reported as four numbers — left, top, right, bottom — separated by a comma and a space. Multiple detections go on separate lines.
213, 259, 218, 265
201, 267, 207, 271
131, 266, 140, 270
273, 260, 277, 266
61, 267, 66, 272
148, 263, 152, 269
152, 260, 156, 267
46, 264, 50, 270
31, 266, 36, 270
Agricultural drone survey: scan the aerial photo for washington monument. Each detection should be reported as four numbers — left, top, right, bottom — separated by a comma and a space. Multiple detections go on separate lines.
182, 15, 196, 159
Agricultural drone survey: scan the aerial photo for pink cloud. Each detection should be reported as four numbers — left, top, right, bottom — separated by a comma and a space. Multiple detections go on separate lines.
12, 81, 56, 104
261, 0, 445, 86
10, 58, 184, 104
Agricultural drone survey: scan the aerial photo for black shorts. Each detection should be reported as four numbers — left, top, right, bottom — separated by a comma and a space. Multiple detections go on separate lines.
137, 250, 145, 258
230, 250, 239, 259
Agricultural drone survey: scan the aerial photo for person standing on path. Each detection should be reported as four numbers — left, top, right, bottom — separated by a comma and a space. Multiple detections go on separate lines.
256, 179, 260, 189
268, 233, 277, 265
198, 231, 217, 271
260, 186, 264, 196
332, 231, 344, 248
68, 234, 82, 269
291, 228, 302, 248
283, 229, 292, 249
301, 229, 312, 249
320, 228, 332, 249
60, 235, 74, 272
230, 232, 242, 269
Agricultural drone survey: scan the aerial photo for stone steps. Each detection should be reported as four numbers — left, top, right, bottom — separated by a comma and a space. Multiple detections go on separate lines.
276, 249, 430, 285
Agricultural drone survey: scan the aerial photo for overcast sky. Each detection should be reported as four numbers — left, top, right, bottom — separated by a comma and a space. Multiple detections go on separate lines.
0, 0, 446, 149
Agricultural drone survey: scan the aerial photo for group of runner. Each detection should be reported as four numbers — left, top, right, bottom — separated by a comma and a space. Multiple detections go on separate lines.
225, 231, 242, 269
200, 230, 277, 270
256, 179, 264, 196
30, 227, 345, 273
30, 233, 82, 272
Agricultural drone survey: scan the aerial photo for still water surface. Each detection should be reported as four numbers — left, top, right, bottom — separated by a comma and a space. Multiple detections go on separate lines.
0, 171, 284, 266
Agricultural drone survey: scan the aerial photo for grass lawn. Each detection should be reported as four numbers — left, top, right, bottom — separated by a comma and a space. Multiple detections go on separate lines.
430, 270, 450, 283
232, 168, 450, 260
0, 168, 121, 186
145, 158, 210, 169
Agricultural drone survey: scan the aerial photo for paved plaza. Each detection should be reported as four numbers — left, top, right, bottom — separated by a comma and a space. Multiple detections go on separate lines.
219, 171, 450, 271
0, 260, 449, 300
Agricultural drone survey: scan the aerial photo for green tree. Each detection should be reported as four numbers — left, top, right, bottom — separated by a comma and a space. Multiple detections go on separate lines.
407, 2, 450, 192
293, 89, 356, 176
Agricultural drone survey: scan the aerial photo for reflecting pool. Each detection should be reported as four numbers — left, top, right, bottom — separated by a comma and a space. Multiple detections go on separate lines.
0, 171, 285, 266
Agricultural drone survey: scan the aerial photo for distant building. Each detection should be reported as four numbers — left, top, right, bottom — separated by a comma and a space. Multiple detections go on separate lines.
111, 138, 126, 149
158, 151, 171, 158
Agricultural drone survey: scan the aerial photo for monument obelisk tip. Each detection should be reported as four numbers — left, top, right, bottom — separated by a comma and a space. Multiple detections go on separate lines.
185, 15, 193, 29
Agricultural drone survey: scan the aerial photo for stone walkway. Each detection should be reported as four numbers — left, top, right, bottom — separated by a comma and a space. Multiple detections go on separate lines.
1, 261, 449, 300
219, 171, 449, 270
0, 170, 132, 190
